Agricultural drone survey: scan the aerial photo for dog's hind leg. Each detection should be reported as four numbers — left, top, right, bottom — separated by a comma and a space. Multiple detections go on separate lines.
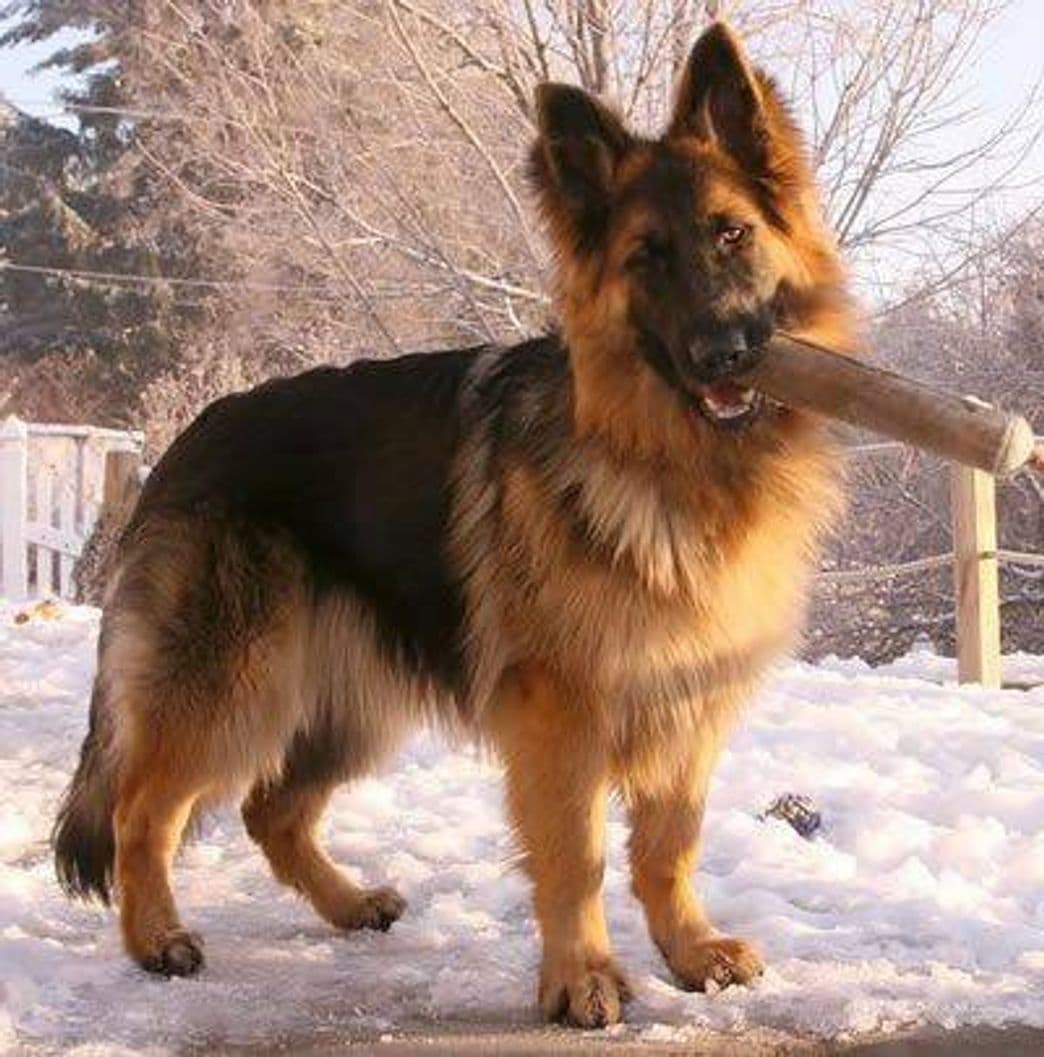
114, 746, 210, 976
100, 518, 315, 975
242, 746, 406, 933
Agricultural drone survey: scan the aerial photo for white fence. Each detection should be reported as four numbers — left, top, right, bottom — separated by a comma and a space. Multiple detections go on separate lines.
0, 416, 144, 600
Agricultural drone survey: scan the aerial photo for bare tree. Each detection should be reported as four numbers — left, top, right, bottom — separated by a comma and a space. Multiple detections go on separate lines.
776, 1, 1043, 302
124, 2, 1042, 344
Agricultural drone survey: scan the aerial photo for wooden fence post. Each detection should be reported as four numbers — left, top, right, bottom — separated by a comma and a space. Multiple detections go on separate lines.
69, 447, 143, 606
951, 463, 1001, 688
0, 415, 29, 599
103, 448, 143, 518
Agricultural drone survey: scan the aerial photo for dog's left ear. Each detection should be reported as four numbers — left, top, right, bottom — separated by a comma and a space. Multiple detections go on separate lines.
669, 22, 772, 173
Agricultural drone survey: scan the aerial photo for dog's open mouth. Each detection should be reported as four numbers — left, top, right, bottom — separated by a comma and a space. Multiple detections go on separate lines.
693, 381, 764, 430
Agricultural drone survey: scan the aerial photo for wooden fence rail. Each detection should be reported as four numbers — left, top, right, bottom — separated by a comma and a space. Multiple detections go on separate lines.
823, 443, 1043, 689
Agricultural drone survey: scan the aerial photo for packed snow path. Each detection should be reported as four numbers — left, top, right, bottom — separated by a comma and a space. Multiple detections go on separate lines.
2, 604, 1043, 1053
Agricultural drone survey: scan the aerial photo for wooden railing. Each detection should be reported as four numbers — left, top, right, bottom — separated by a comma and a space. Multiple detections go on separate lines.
0, 416, 144, 600
820, 443, 1044, 689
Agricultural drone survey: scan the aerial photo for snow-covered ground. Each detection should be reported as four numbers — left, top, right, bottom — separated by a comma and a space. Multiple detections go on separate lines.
2, 603, 1043, 1054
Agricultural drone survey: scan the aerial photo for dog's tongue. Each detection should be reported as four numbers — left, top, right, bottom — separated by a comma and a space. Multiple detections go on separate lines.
701, 380, 746, 402
698, 381, 753, 414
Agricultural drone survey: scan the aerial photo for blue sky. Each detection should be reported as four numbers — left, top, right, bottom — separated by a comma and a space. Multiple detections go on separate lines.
967, 0, 1042, 115
0, 23, 87, 123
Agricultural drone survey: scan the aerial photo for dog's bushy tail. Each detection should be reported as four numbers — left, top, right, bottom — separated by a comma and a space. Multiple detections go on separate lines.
53, 674, 118, 904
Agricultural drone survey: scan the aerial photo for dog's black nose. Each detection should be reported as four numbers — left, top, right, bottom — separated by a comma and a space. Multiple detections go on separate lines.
689, 325, 765, 381
712, 326, 751, 373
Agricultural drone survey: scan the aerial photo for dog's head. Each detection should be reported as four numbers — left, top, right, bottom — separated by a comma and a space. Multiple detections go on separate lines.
530, 22, 850, 435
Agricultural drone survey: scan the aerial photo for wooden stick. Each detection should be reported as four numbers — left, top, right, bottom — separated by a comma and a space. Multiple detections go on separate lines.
744, 333, 1036, 476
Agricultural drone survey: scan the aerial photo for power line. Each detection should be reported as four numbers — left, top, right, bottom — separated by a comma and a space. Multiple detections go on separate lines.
0, 259, 337, 296
3, 99, 327, 136
0, 259, 545, 307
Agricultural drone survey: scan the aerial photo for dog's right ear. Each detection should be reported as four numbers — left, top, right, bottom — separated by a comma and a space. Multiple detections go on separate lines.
529, 83, 632, 251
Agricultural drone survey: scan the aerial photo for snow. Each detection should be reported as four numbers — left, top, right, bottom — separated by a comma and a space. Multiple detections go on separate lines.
1, 602, 1043, 1053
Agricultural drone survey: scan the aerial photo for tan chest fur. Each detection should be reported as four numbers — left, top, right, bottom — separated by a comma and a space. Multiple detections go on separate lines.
462, 415, 842, 751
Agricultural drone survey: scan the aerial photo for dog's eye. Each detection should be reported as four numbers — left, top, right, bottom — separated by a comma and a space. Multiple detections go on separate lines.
717, 223, 748, 248
628, 234, 670, 271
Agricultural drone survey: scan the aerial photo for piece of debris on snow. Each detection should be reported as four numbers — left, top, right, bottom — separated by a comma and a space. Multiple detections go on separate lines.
761, 792, 822, 838
12, 598, 64, 625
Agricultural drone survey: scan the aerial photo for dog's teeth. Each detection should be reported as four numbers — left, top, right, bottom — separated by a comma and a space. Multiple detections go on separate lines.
696, 384, 763, 425
704, 392, 755, 418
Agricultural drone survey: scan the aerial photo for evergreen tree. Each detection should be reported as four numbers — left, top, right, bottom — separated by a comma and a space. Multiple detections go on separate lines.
0, 1, 220, 424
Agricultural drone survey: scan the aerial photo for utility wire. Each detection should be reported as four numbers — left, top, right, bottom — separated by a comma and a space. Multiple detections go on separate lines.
0, 259, 337, 296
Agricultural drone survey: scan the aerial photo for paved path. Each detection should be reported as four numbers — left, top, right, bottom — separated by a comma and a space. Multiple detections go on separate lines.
847, 1026, 1044, 1056
12, 1021, 1044, 1055
169, 1023, 1044, 1057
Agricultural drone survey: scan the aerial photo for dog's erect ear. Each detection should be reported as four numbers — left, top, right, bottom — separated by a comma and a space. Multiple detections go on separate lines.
529, 83, 632, 248
669, 22, 770, 173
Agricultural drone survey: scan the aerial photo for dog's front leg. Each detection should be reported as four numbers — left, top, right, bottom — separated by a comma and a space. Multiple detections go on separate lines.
627, 735, 764, 992
489, 663, 627, 1028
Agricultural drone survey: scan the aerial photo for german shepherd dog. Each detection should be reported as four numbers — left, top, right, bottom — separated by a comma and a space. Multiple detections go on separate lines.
54, 23, 853, 1027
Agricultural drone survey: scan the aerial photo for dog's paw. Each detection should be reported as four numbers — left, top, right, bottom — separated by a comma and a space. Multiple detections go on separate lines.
140, 928, 205, 977
332, 886, 406, 932
540, 955, 630, 1028
668, 935, 763, 992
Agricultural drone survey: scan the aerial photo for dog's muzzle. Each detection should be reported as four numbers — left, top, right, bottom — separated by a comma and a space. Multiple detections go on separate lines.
687, 326, 768, 430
